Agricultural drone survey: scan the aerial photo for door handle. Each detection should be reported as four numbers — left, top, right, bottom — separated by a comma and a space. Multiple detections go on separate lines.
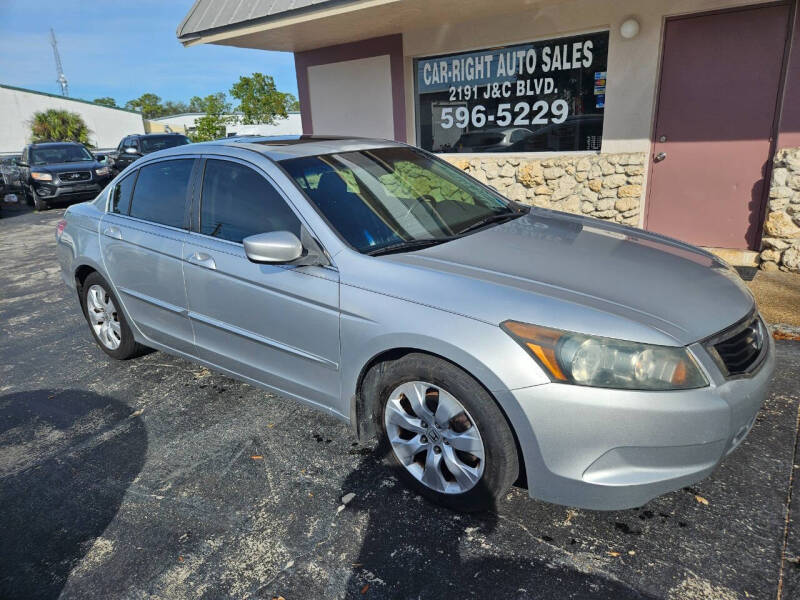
186, 251, 216, 270
103, 226, 122, 240
654, 151, 667, 162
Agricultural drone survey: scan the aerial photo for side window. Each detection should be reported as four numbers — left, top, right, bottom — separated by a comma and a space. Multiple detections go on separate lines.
199, 159, 301, 243
129, 159, 194, 228
117, 139, 126, 152
109, 171, 137, 214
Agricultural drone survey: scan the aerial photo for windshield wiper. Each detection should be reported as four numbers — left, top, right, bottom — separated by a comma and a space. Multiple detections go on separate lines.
456, 209, 525, 236
367, 237, 456, 256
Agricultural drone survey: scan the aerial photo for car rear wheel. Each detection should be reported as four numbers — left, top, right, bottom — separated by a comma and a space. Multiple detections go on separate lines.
81, 272, 147, 360
375, 353, 519, 512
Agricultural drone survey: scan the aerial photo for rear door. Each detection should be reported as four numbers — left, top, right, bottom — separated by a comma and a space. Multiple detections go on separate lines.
100, 157, 198, 354
182, 156, 341, 410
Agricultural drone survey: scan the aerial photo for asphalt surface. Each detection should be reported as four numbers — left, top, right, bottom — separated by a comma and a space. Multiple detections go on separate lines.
1, 204, 799, 600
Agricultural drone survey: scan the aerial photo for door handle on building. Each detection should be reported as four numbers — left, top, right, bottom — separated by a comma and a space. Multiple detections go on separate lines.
654, 152, 667, 162
186, 251, 216, 270
102, 226, 122, 240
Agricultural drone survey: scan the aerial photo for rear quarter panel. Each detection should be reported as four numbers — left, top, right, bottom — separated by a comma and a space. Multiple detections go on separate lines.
57, 194, 108, 301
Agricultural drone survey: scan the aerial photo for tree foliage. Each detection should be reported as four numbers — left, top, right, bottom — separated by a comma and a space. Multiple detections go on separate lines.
229, 73, 294, 125
30, 109, 92, 145
124, 93, 166, 118
190, 94, 235, 142
93, 97, 118, 108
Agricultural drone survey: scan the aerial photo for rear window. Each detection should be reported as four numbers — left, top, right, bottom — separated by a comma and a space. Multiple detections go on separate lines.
140, 136, 191, 153
129, 159, 194, 228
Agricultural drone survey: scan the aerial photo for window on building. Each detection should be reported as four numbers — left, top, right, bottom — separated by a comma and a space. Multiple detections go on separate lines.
414, 31, 609, 153
129, 159, 194, 228
199, 159, 301, 243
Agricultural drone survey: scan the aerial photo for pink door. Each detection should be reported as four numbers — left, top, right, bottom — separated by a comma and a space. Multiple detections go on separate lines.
645, 4, 791, 249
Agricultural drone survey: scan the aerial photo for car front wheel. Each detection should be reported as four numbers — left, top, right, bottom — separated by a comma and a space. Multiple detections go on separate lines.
28, 185, 48, 211
375, 353, 519, 512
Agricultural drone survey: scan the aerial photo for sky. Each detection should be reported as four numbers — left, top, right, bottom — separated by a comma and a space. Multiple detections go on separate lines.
0, 0, 298, 107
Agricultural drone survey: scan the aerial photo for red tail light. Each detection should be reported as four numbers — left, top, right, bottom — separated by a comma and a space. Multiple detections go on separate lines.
56, 219, 67, 238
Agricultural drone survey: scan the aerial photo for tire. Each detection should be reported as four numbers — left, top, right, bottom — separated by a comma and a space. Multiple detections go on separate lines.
30, 186, 48, 211
374, 353, 519, 512
80, 272, 147, 360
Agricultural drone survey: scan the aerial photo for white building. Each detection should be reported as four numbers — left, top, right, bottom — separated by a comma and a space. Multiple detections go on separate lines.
0, 84, 145, 154
150, 111, 302, 138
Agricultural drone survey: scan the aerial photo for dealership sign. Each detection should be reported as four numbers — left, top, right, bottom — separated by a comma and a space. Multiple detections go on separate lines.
414, 31, 608, 153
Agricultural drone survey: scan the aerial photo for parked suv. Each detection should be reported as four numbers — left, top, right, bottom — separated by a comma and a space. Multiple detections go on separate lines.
19, 142, 113, 211
109, 133, 190, 174
56, 136, 773, 512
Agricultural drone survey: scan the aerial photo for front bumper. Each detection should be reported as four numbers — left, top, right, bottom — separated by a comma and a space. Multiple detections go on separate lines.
502, 332, 775, 510
34, 178, 109, 202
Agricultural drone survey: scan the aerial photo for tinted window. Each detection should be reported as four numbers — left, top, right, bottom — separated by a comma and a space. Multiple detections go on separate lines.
200, 159, 300, 243
140, 135, 190, 153
129, 159, 194, 228
110, 172, 137, 214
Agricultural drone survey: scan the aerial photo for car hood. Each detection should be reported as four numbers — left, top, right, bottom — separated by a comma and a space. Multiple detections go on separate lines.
351, 210, 755, 346
32, 161, 102, 173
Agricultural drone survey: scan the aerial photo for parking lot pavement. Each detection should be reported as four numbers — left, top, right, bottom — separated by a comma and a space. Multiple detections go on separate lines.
1, 206, 799, 600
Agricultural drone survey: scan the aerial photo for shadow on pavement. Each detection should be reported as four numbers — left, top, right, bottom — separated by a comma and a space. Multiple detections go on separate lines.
0, 389, 147, 600
342, 447, 655, 599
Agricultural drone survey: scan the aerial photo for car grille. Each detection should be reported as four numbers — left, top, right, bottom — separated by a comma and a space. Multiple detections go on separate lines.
58, 171, 91, 182
706, 314, 765, 377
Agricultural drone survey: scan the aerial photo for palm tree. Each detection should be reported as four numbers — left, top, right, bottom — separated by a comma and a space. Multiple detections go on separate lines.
29, 110, 92, 145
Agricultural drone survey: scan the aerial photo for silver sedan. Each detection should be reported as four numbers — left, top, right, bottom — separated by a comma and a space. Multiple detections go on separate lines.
56, 136, 774, 512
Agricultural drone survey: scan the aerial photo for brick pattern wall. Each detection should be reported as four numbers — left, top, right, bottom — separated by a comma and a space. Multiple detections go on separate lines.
761, 148, 800, 273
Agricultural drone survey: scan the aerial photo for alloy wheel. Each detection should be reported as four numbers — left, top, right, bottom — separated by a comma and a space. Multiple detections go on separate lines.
86, 284, 122, 350
384, 381, 485, 494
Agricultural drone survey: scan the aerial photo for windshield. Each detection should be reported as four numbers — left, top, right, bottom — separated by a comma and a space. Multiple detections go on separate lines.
281, 146, 517, 254
140, 135, 190, 153
30, 145, 94, 165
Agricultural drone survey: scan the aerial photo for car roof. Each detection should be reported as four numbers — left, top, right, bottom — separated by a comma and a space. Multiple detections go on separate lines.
157, 135, 407, 162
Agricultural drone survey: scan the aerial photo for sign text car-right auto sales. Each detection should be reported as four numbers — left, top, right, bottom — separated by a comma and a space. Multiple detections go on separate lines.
415, 31, 608, 153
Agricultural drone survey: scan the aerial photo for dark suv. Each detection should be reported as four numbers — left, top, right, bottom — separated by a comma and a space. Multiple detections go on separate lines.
109, 133, 191, 174
19, 142, 114, 210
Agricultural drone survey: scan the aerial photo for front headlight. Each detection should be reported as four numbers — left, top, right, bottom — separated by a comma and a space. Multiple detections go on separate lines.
31, 172, 53, 181
95, 166, 111, 176
502, 321, 708, 390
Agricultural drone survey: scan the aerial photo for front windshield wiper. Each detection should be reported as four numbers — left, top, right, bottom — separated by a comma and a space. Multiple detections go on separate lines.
367, 237, 456, 256
456, 208, 526, 236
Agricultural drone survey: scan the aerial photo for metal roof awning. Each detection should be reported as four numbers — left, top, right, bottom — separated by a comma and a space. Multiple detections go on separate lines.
177, 0, 544, 52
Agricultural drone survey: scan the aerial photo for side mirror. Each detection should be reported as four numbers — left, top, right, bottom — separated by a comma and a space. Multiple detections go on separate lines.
124, 147, 139, 155
243, 231, 304, 264
17, 161, 28, 167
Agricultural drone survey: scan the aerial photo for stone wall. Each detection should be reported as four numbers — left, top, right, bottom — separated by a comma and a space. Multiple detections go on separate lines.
761, 148, 800, 273
443, 153, 646, 226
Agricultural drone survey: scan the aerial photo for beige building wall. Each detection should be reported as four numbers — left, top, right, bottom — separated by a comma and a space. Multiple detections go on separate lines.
0, 85, 144, 153
307, 54, 395, 138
